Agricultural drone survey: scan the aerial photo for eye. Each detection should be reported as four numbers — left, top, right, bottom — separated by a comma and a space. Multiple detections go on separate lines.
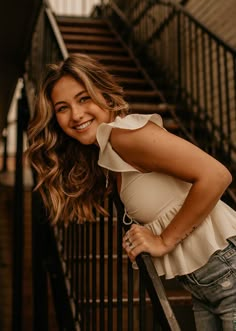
79, 96, 90, 104
55, 105, 68, 113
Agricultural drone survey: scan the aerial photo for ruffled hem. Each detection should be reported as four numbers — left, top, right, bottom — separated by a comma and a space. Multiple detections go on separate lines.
143, 199, 236, 279
97, 113, 164, 172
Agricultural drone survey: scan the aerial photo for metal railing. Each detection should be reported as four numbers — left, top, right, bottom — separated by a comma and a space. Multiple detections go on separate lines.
25, 0, 68, 97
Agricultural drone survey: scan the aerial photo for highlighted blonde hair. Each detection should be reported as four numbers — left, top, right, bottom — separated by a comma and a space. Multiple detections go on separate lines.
26, 53, 129, 224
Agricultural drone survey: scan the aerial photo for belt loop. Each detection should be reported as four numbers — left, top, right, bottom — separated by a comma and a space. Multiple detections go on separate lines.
227, 236, 236, 247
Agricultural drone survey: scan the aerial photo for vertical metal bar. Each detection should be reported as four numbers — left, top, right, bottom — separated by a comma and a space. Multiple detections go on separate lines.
65, 226, 70, 277
62, 226, 66, 258
80, 223, 85, 330
233, 57, 236, 125
216, 44, 224, 152
127, 261, 134, 331
1, 128, 8, 172
75, 224, 80, 323
99, 212, 105, 330
117, 207, 123, 331
46, 225, 76, 331
188, 19, 195, 135
189, 20, 194, 104
92, 221, 97, 331
194, 24, 200, 117
177, 11, 182, 99
200, 30, 210, 151
107, 197, 114, 330
181, 15, 187, 99
208, 37, 216, 152
223, 49, 231, 162
201, 32, 208, 116
100, 0, 105, 17
70, 223, 75, 296
12, 93, 25, 331
85, 222, 90, 330
32, 191, 49, 331
139, 271, 146, 331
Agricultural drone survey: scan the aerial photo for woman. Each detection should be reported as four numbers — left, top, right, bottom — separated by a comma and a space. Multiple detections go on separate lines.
27, 53, 236, 330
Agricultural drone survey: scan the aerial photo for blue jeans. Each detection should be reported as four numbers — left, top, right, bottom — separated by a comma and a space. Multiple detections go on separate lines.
177, 236, 236, 331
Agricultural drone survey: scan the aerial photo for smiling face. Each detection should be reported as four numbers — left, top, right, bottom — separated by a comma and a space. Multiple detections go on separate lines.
51, 75, 112, 145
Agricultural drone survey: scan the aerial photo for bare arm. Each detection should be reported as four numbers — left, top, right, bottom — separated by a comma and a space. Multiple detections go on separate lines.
110, 122, 232, 258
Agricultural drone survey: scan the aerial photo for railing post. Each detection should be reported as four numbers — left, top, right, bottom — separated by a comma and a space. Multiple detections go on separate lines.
12, 89, 27, 331
32, 191, 49, 331
1, 128, 8, 172
177, 10, 182, 101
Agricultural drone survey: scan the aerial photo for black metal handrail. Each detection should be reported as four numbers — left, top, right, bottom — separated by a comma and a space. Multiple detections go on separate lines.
25, 0, 68, 99
102, 0, 236, 208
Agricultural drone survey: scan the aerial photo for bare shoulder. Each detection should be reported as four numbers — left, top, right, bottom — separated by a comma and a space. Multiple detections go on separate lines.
110, 121, 164, 151
109, 121, 169, 171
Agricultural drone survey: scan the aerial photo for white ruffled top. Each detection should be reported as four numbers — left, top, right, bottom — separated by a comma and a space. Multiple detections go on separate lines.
96, 114, 236, 279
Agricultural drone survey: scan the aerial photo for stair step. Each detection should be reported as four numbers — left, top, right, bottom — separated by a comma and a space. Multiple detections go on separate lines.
59, 25, 114, 36
71, 53, 135, 65
105, 65, 141, 77
61, 34, 120, 45
125, 90, 161, 97
129, 102, 175, 113
124, 90, 163, 103
115, 77, 150, 89
57, 17, 108, 28
66, 43, 127, 54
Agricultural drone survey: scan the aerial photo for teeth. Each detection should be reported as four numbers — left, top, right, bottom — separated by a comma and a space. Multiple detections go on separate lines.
75, 120, 92, 130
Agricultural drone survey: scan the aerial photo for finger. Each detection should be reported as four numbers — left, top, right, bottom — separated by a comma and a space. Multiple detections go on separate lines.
124, 240, 135, 252
124, 230, 132, 242
128, 242, 149, 259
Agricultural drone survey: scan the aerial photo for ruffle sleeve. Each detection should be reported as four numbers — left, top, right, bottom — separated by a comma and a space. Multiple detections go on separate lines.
96, 113, 164, 172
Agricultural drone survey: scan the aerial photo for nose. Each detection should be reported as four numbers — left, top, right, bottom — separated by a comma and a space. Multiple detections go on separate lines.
70, 105, 83, 122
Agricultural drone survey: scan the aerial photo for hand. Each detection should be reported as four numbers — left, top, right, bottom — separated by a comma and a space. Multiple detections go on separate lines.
122, 224, 173, 263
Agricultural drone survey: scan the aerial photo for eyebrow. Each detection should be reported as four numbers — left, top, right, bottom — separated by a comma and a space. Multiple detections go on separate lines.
53, 90, 87, 107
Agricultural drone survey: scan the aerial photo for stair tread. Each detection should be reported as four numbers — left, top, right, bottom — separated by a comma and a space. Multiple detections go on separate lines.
129, 102, 175, 112
166, 289, 192, 300
105, 65, 140, 72
70, 53, 134, 62
57, 17, 108, 26
116, 77, 147, 82
66, 43, 126, 53
61, 34, 120, 43
125, 90, 161, 97
59, 26, 113, 36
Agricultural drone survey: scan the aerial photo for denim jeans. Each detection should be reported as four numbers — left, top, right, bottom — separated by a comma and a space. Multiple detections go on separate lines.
177, 236, 236, 331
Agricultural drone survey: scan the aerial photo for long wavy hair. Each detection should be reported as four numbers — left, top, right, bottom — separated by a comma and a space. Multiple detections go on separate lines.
26, 53, 129, 225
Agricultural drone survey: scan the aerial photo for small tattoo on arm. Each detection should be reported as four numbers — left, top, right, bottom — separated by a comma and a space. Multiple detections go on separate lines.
180, 225, 198, 243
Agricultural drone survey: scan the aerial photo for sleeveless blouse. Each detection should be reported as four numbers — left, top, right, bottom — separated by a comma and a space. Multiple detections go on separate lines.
96, 114, 236, 279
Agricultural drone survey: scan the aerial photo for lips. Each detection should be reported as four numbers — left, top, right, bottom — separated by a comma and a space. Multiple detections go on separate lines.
74, 120, 93, 130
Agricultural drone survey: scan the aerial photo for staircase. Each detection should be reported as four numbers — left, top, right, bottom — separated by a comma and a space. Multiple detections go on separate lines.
55, 16, 196, 330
